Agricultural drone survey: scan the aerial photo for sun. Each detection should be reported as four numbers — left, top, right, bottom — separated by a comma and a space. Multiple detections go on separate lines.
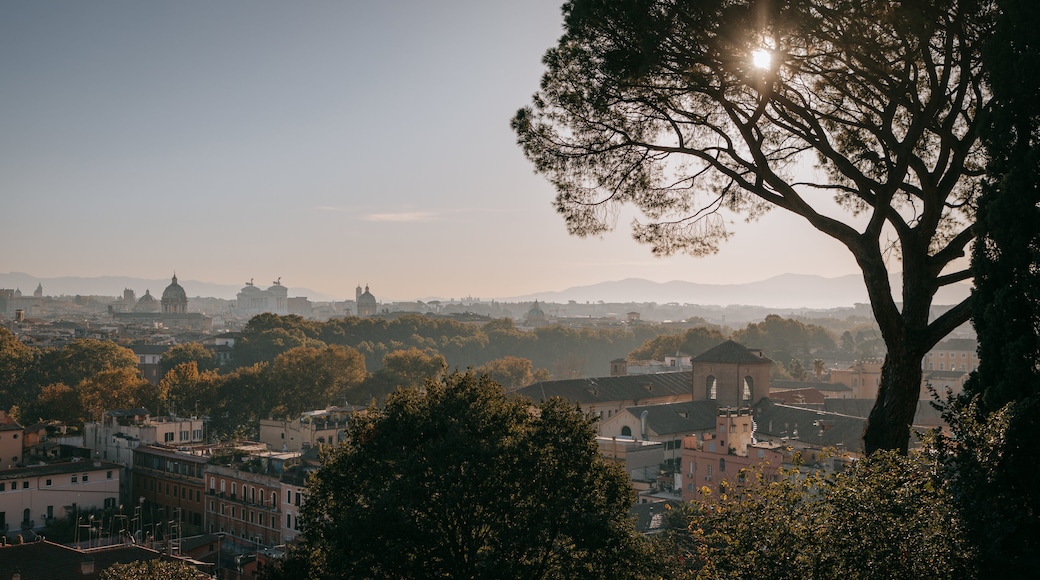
752, 49, 772, 70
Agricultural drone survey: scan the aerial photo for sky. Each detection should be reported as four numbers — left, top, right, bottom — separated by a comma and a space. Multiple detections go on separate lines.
0, 1, 867, 302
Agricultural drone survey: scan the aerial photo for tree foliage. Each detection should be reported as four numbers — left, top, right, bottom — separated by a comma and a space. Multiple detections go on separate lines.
941, 0, 1040, 574
272, 372, 664, 580
38, 338, 139, 389
99, 559, 202, 580
667, 451, 974, 579
159, 342, 218, 377
628, 326, 728, 361
514, 0, 991, 453
267, 345, 367, 417
473, 355, 550, 390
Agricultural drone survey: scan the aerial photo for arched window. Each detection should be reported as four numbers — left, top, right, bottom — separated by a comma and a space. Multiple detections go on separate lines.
742, 376, 753, 401
621, 426, 632, 437
706, 376, 717, 400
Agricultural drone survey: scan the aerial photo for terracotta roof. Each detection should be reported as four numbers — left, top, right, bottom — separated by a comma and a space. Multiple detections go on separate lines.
622, 400, 719, 435
691, 340, 773, 364
516, 372, 692, 406
753, 398, 866, 451
0, 540, 162, 579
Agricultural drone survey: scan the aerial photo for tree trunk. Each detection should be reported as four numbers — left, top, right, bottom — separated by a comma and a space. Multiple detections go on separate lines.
863, 349, 924, 454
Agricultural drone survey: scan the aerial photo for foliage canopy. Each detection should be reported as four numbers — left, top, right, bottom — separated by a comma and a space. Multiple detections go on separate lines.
273, 371, 662, 579
515, 0, 992, 452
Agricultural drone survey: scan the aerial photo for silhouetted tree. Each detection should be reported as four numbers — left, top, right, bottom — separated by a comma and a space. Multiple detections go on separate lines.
942, 0, 1040, 574
514, 0, 992, 453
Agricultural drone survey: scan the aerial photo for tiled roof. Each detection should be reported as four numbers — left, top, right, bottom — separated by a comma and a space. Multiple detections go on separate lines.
753, 399, 866, 451
771, 380, 852, 393
0, 540, 162, 579
821, 399, 945, 428
0, 460, 122, 481
692, 340, 773, 364
623, 400, 719, 435
933, 338, 977, 351
516, 372, 692, 406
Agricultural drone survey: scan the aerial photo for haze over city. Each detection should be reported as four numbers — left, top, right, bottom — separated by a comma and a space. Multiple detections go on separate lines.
4, 1, 880, 303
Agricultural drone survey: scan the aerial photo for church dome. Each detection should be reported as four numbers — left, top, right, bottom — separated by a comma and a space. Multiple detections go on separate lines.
161, 274, 188, 314
162, 275, 187, 302
135, 289, 159, 312
357, 285, 377, 316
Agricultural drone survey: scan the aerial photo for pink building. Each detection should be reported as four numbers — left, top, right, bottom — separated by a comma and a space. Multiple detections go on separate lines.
680, 408, 783, 502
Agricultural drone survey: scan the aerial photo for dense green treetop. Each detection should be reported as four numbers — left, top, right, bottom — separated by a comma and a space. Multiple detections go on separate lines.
270, 371, 666, 579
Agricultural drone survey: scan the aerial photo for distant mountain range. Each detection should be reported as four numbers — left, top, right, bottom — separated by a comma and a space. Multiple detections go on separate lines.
0, 272, 971, 310
507, 273, 972, 310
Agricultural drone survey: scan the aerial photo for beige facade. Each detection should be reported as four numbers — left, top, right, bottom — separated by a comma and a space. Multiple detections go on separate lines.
84, 409, 205, 465
691, 341, 772, 407
829, 360, 883, 399
0, 411, 23, 470
0, 460, 121, 537
259, 407, 353, 452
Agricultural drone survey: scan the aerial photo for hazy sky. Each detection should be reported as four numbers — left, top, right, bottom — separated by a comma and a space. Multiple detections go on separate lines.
1, 1, 866, 301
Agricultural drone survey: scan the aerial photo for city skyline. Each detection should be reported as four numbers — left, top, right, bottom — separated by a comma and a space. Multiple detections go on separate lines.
2, 1, 873, 302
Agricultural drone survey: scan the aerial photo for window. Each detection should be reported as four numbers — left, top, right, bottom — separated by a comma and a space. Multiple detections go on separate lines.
193, 429, 203, 440
231, 483, 236, 499
719, 458, 726, 472
45, 479, 51, 487
22, 481, 27, 489
164, 432, 175, 443
180, 430, 189, 441
0, 483, 5, 491
106, 471, 112, 479
742, 376, 753, 401
47, 506, 53, 519
72, 476, 78, 484
82, 475, 88, 483
620, 426, 632, 437
104, 498, 116, 509
706, 376, 717, 400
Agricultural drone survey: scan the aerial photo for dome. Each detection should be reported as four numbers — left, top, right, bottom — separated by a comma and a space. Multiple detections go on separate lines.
357, 285, 377, 317
161, 274, 188, 314
135, 289, 159, 313
162, 274, 187, 302
527, 300, 545, 319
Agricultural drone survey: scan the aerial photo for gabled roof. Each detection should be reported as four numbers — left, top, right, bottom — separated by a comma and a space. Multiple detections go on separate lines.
516, 372, 691, 406
622, 400, 719, 435
754, 398, 866, 451
771, 380, 853, 393
692, 340, 772, 364
0, 540, 168, 580
768, 388, 827, 406
933, 338, 977, 352
821, 398, 945, 428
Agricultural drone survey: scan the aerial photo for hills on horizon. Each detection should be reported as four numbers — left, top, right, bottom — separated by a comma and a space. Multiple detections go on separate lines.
0, 272, 971, 310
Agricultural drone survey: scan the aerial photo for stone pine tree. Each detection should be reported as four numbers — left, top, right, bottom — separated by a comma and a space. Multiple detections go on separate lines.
268, 371, 666, 580
947, 0, 1040, 573
514, 0, 993, 453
